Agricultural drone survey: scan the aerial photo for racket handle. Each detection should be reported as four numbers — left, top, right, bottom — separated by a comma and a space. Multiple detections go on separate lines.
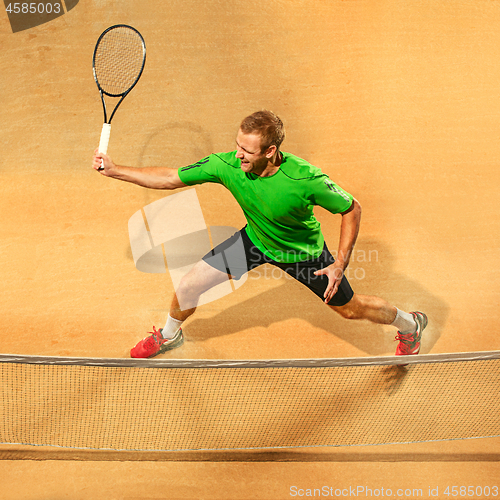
97, 123, 111, 171
98, 123, 111, 154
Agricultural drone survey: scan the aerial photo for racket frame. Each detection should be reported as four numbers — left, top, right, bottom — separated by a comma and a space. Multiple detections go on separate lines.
92, 24, 147, 126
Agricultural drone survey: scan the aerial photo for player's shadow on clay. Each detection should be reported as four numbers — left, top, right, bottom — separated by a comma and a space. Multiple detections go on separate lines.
185, 237, 449, 356
136, 121, 214, 205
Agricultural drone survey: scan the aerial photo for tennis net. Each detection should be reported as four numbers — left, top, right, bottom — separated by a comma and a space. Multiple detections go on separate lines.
0, 351, 499, 451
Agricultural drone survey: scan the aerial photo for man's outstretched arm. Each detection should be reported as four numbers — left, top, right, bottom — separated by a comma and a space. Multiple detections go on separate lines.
92, 150, 188, 190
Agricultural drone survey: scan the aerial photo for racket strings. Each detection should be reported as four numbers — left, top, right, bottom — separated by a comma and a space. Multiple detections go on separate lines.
94, 27, 145, 96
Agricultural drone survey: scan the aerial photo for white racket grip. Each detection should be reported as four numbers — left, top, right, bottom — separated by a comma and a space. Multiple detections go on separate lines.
98, 123, 111, 155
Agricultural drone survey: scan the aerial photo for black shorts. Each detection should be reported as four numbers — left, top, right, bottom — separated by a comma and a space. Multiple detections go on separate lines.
202, 227, 354, 307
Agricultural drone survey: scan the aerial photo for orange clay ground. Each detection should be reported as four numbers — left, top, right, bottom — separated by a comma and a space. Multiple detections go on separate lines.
0, 1, 499, 498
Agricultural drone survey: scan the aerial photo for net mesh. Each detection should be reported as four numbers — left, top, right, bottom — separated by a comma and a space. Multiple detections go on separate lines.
0, 353, 499, 451
93, 26, 145, 96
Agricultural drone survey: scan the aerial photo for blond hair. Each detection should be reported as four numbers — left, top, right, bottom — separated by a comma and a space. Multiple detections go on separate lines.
240, 110, 285, 152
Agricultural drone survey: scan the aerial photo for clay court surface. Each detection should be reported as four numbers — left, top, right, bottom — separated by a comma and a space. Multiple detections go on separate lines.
1, 0, 499, 498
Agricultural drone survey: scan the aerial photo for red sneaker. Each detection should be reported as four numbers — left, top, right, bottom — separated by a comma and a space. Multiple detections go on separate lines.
130, 326, 184, 358
395, 311, 427, 357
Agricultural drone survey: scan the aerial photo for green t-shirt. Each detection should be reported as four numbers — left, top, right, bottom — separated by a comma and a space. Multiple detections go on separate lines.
178, 151, 353, 263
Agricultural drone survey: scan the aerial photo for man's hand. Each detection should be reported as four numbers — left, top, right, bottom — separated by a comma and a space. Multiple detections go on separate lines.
92, 149, 116, 176
314, 262, 346, 304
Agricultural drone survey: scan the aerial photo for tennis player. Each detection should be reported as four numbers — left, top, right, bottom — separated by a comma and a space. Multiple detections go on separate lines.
92, 110, 427, 359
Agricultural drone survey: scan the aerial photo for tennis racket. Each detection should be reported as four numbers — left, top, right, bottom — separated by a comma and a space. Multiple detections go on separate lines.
93, 24, 146, 169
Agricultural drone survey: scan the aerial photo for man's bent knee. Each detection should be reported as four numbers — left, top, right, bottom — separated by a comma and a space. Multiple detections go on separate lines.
329, 294, 362, 320
176, 260, 232, 302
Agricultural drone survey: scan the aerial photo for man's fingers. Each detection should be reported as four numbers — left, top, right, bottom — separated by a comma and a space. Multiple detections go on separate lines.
92, 152, 108, 173
316, 265, 344, 303
324, 282, 339, 302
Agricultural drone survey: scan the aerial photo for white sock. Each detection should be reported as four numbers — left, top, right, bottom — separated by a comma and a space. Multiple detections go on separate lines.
391, 309, 417, 334
162, 314, 183, 339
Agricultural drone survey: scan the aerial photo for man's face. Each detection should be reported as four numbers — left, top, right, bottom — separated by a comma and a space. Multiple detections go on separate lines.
235, 129, 271, 175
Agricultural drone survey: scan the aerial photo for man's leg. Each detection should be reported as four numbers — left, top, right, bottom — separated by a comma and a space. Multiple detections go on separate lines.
329, 293, 397, 324
132, 228, 254, 358
130, 260, 233, 358
172, 258, 233, 316
274, 244, 428, 357
329, 293, 428, 356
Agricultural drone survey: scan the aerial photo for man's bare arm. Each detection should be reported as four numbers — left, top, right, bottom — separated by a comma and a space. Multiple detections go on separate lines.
92, 150, 187, 190
335, 198, 362, 270
314, 198, 362, 303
